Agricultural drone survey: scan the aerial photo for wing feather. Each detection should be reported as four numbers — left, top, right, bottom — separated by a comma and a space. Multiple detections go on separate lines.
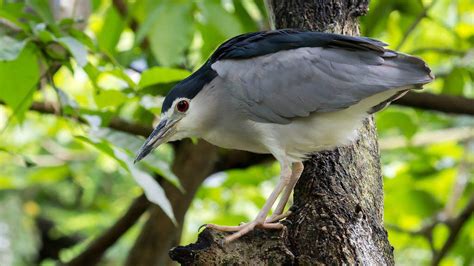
212, 46, 432, 124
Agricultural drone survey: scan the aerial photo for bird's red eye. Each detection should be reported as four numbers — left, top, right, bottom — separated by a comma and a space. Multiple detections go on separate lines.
176, 100, 189, 112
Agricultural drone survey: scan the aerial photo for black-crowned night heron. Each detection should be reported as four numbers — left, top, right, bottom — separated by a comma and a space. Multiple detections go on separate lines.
135, 29, 434, 243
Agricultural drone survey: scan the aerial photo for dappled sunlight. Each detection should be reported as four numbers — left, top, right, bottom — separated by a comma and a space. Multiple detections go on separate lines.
0, 0, 472, 265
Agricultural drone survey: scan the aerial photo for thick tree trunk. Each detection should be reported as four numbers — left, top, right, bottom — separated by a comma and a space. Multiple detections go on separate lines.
169, 0, 395, 264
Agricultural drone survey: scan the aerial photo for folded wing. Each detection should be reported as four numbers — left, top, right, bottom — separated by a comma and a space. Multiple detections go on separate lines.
211, 32, 433, 124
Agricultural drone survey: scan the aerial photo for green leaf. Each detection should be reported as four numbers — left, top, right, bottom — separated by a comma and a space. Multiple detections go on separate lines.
36, 28, 55, 43
0, 44, 40, 120
76, 136, 176, 224
142, 160, 184, 193
402, 189, 443, 216
68, 28, 96, 51
93, 90, 128, 109
197, 0, 243, 59
138, 67, 190, 88
199, 0, 242, 38
97, 6, 126, 53
76, 136, 129, 170
361, 1, 394, 36
57, 36, 88, 67
433, 223, 450, 250
102, 69, 136, 88
134, 4, 163, 45
148, 2, 194, 66
232, 0, 258, 32
395, 0, 424, 16
225, 163, 279, 186
26, 0, 54, 25
377, 110, 418, 140
83, 63, 100, 89
442, 67, 465, 96
28, 166, 69, 184
0, 35, 27, 61
0, 177, 17, 190
0, 8, 29, 32
124, 157, 177, 225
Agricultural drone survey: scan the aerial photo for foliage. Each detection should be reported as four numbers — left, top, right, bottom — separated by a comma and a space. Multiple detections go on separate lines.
0, 0, 472, 265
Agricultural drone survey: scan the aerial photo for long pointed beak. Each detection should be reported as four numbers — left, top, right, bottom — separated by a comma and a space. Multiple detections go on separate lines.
134, 118, 176, 163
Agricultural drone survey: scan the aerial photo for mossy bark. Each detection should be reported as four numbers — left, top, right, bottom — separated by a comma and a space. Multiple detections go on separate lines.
169, 1, 395, 264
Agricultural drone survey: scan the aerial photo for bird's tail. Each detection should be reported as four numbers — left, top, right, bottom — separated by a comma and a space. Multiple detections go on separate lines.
381, 50, 435, 88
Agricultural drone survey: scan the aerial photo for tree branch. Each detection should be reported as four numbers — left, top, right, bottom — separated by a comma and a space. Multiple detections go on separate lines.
27, 101, 153, 137
440, 141, 472, 218
432, 195, 474, 266
66, 194, 151, 266
388, 195, 474, 265
394, 91, 474, 116
112, 0, 139, 32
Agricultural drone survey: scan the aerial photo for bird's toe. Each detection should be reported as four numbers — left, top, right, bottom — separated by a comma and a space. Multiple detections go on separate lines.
205, 223, 245, 232
265, 211, 292, 223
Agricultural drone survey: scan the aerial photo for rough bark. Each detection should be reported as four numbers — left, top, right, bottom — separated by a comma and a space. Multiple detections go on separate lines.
169, 0, 395, 264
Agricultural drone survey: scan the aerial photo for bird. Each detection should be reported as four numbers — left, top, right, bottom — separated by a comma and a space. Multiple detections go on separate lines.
135, 29, 434, 243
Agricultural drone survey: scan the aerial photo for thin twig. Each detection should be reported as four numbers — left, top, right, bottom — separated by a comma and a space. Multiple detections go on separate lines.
388, 195, 474, 265
111, 0, 149, 49
20, 101, 153, 137
432, 196, 474, 266
387, 143, 473, 265
394, 91, 474, 116
66, 194, 151, 266
440, 141, 472, 218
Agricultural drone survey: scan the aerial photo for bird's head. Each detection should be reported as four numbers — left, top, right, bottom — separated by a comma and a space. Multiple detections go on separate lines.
134, 97, 190, 163
134, 65, 217, 163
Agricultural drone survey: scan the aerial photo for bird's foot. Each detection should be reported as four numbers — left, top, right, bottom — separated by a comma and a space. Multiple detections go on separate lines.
265, 211, 292, 223
206, 220, 284, 243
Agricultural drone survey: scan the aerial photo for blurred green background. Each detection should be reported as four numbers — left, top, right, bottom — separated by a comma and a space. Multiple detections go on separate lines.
0, 0, 473, 265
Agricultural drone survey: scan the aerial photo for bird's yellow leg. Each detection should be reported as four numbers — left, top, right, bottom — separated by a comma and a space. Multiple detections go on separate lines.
206, 161, 292, 242
266, 162, 304, 223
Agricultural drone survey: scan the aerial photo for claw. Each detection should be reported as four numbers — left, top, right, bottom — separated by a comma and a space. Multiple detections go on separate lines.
223, 221, 284, 243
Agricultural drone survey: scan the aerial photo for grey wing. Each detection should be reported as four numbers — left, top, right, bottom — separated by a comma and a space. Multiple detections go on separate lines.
211, 47, 433, 124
